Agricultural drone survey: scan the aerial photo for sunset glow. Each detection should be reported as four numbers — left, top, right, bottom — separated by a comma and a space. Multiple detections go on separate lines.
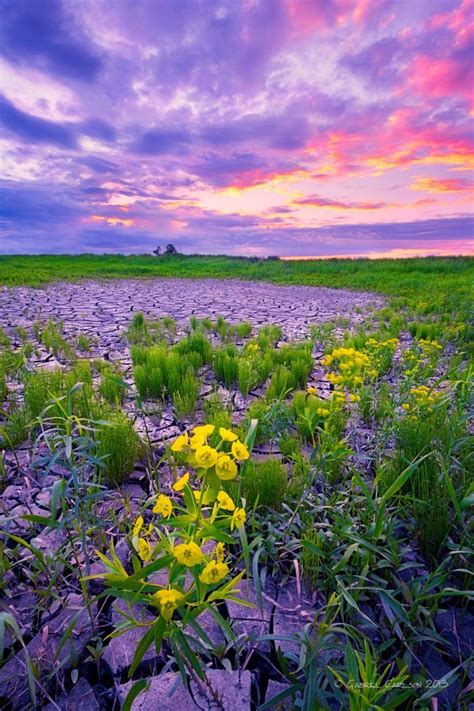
0, 0, 473, 256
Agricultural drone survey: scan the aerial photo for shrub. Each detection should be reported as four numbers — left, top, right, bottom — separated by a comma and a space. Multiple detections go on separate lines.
242, 458, 288, 509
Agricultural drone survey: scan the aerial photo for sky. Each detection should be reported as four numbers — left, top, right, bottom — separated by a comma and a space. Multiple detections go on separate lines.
0, 0, 473, 258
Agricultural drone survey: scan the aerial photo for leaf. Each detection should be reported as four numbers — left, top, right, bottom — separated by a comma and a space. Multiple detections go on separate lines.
128, 624, 156, 677
122, 679, 149, 711
257, 683, 302, 710
174, 630, 205, 680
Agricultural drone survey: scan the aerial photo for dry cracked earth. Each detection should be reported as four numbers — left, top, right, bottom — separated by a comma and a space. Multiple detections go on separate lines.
0, 278, 387, 710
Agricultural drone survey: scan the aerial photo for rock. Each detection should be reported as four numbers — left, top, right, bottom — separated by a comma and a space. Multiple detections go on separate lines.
43, 678, 99, 711
118, 669, 252, 710
120, 483, 145, 499
435, 609, 474, 661
264, 680, 295, 710
102, 600, 162, 680
272, 580, 318, 656
226, 578, 274, 652
415, 643, 462, 708
0, 596, 97, 709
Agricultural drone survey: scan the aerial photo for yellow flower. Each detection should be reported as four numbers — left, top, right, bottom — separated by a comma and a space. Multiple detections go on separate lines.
190, 432, 206, 449
195, 445, 218, 469
199, 560, 229, 585
171, 432, 189, 452
215, 542, 225, 563
173, 541, 203, 567
132, 515, 144, 538
306, 386, 317, 394
231, 440, 249, 461
348, 394, 359, 402
402, 403, 410, 411
217, 490, 235, 511
219, 427, 238, 442
215, 454, 238, 480
321, 354, 333, 366
172, 472, 189, 491
152, 588, 185, 621
317, 407, 330, 416
193, 424, 215, 437
230, 507, 246, 531
137, 537, 151, 561
153, 494, 173, 518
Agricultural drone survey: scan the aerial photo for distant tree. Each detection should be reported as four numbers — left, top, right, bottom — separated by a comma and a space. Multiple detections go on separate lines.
267, 255, 281, 261
153, 245, 162, 256
165, 243, 178, 254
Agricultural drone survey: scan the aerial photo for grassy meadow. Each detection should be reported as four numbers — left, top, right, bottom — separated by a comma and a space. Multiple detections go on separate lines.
0, 254, 472, 709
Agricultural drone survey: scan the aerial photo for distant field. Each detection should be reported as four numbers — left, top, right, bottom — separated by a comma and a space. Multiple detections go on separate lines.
1, 254, 473, 304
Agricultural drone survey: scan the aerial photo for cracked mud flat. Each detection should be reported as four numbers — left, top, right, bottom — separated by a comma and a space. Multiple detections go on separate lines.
0, 277, 384, 349
0, 278, 387, 710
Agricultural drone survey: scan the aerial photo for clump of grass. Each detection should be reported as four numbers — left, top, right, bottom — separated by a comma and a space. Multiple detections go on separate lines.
190, 316, 213, 332
24, 368, 64, 419
0, 327, 10, 348
76, 333, 96, 352
243, 397, 293, 445
38, 319, 73, 359
258, 324, 282, 347
0, 367, 6, 402
94, 407, 142, 485
266, 365, 295, 400
173, 371, 200, 418
278, 432, 303, 459
174, 332, 212, 367
203, 392, 233, 432
99, 364, 127, 404
235, 321, 252, 339
128, 311, 149, 344
242, 458, 288, 509
214, 345, 238, 387
15, 326, 28, 343
0, 402, 30, 448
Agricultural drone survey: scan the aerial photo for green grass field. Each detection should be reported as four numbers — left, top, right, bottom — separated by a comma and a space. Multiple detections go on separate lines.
1, 253, 473, 316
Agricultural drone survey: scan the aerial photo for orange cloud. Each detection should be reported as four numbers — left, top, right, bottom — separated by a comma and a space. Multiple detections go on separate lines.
88, 215, 134, 227
295, 194, 388, 210
411, 177, 474, 193
222, 168, 309, 194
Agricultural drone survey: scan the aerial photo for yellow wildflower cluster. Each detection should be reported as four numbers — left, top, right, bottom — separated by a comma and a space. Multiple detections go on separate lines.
101, 422, 251, 630
322, 347, 371, 391
363, 337, 398, 375
171, 424, 249, 480
402, 385, 444, 420
403, 339, 443, 378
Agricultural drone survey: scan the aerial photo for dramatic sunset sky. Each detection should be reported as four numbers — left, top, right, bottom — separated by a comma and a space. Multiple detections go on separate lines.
0, 0, 473, 257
